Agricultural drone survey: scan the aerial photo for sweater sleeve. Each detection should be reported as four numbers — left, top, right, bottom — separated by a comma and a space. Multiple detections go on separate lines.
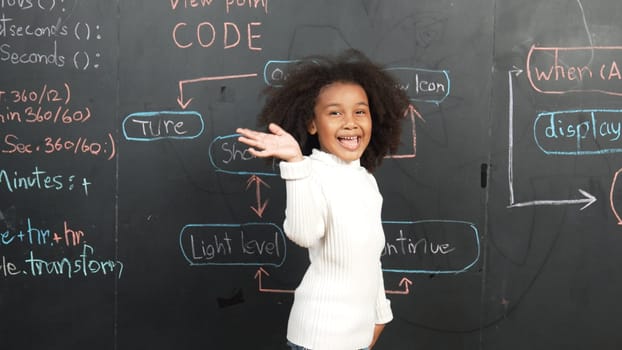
375, 262, 393, 324
279, 158, 327, 248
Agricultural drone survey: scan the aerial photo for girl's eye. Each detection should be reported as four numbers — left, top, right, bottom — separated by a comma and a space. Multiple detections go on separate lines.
329, 111, 341, 116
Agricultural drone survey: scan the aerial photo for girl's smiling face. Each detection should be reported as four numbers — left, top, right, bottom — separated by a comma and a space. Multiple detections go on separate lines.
307, 82, 372, 163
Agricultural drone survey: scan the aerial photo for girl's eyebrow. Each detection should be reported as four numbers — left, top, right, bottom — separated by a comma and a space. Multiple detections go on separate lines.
323, 101, 369, 108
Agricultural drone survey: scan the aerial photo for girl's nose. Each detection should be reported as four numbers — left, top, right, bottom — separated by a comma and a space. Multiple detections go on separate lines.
343, 113, 358, 129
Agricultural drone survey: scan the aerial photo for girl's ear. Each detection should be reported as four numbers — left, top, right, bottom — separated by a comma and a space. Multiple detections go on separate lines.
307, 120, 317, 135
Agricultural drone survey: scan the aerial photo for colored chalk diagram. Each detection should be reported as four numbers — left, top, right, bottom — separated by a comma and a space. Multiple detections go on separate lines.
510, 44, 622, 213
122, 59, 480, 295
68, 42, 622, 290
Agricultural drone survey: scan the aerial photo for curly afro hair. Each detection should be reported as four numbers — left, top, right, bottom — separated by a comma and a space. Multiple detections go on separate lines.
256, 49, 410, 172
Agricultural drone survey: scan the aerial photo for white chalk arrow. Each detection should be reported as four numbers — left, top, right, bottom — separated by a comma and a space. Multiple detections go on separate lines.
506, 66, 597, 210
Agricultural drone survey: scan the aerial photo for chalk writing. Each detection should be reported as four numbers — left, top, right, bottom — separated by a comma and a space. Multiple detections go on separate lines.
0, 2, 103, 70
1, 132, 116, 160
170, 0, 268, 14
179, 223, 286, 266
263, 60, 299, 87
0, 216, 122, 279
0, 255, 20, 277
170, 0, 269, 13
123, 111, 204, 141
170, 0, 213, 10
1, 218, 88, 247
172, 21, 262, 50
1, 218, 51, 246
0, 13, 68, 38
0, 0, 63, 11
208, 134, 278, 176
0, 166, 92, 195
0, 0, 120, 292
25, 243, 124, 279
382, 229, 457, 257
225, 0, 269, 14
221, 140, 254, 164
527, 45, 622, 96
169, 0, 267, 52
534, 109, 622, 155
380, 220, 480, 274
385, 67, 451, 105
0, 40, 64, 67
0, 82, 70, 105
0, 82, 96, 126
1, 105, 90, 125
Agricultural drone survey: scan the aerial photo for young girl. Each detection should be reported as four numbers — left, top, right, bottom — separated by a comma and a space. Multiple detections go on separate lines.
236, 50, 409, 350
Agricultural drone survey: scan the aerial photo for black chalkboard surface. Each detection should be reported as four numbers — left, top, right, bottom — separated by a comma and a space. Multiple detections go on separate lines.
1, 0, 622, 349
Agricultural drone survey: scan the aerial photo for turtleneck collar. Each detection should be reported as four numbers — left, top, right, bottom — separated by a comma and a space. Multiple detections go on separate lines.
309, 149, 361, 168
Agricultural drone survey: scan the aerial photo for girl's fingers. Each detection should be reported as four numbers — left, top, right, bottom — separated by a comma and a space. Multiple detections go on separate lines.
236, 136, 256, 148
246, 147, 263, 158
236, 124, 299, 160
236, 128, 264, 140
268, 123, 285, 135
246, 146, 274, 159
237, 129, 268, 149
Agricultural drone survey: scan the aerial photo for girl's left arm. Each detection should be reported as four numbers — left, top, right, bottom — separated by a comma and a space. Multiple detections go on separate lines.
371, 261, 393, 348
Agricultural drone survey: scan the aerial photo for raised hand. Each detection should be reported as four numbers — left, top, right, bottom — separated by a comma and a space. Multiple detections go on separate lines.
236, 123, 304, 162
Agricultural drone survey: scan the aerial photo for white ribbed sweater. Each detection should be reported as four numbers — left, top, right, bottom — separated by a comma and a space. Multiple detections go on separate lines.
280, 149, 392, 350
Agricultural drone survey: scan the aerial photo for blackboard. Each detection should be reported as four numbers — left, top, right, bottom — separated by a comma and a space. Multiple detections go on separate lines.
2, 0, 622, 349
